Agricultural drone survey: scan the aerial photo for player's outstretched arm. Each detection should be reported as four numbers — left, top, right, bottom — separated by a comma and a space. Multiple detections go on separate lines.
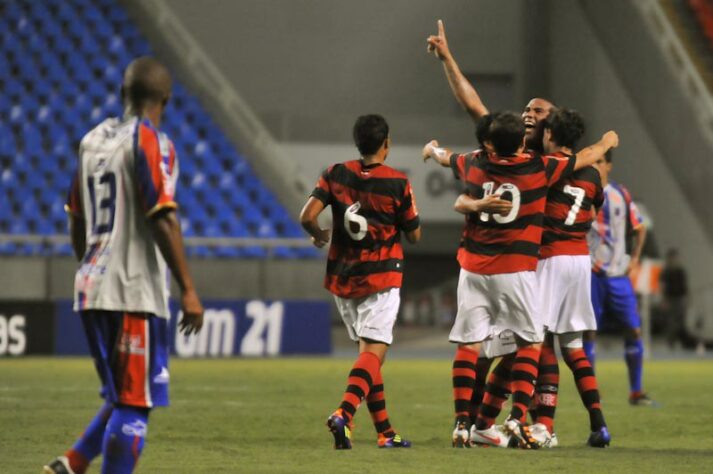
454, 193, 513, 215
150, 209, 204, 335
422, 140, 453, 167
69, 216, 86, 261
574, 131, 619, 170
427, 19, 489, 121
300, 197, 330, 248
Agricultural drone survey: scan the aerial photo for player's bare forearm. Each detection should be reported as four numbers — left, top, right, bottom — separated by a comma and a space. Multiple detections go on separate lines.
426, 19, 488, 121
150, 209, 203, 334
422, 140, 452, 167
454, 194, 480, 214
150, 210, 196, 293
454, 194, 513, 215
300, 197, 330, 248
69, 216, 86, 261
441, 57, 489, 121
575, 131, 619, 170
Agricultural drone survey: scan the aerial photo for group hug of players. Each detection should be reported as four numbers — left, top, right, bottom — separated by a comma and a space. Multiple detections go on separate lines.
300, 20, 652, 451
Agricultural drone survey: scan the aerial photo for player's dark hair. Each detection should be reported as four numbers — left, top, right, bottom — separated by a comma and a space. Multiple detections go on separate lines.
605, 149, 613, 163
353, 114, 389, 156
122, 56, 172, 109
543, 108, 585, 149
487, 112, 525, 156
475, 113, 498, 147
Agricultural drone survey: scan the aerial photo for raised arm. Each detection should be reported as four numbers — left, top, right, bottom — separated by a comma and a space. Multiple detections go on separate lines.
427, 20, 489, 121
150, 209, 204, 335
574, 131, 619, 170
299, 197, 330, 248
422, 140, 453, 167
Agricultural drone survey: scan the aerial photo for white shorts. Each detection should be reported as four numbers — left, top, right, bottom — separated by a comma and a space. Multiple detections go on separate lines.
537, 255, 597, 334
481, 330, 518, 359
449, 269, 543, 345
334, 288, 400, 345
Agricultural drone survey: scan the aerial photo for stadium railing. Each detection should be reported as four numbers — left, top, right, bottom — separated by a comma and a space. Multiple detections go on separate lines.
638, 0, 713, 149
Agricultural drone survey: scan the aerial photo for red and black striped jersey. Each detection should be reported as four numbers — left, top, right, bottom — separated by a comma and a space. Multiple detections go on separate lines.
449, 150, 574, 274
311, 159, 420, 298
541, 152, 603, 258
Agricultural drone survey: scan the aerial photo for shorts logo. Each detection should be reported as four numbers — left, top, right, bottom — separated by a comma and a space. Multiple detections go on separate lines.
122, 420, 147, 438
153, 366, 170, 384
537, 393, 557, 407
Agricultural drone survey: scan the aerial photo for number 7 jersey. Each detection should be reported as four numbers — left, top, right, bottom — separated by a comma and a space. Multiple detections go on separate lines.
540, 152, 604, 259
66, 117, 179, 318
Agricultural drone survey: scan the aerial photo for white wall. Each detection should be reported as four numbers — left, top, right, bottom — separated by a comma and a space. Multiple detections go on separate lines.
150, 0, 528, 143
284, 141, 473, 223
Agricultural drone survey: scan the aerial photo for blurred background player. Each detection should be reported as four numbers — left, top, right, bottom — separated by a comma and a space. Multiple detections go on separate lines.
660, 248, 689, 350
587, 151, 653, 406
44, 57, 204, 474
300, 114, 421, 449
422, 112, 617, 448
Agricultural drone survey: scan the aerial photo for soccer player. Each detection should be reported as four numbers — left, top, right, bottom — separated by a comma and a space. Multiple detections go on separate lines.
426, 19, 555, 443
426, 19, 554, 153
587, 152, 653, 405
300, 114, 421, 449
44, 57, 204, 474
422, 112, 618, 448
533, 109, 611, 447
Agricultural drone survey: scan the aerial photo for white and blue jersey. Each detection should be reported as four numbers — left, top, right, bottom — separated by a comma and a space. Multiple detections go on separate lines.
588, 181, 644, 330
588, 181, 643, 278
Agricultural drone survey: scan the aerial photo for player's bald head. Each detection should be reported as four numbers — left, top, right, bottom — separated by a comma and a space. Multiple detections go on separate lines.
122, 56, 172, 108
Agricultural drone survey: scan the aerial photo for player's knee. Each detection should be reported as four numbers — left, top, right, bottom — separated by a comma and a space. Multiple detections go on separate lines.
625, 327, 642, 341
559, 332, 584, 350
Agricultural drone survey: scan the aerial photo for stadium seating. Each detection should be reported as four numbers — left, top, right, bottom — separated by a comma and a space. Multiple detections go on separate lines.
0, 0, 316, 258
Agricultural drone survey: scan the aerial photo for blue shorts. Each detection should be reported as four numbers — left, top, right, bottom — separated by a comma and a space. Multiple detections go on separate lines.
80, 310, 170, 408
590, 273, 641, 331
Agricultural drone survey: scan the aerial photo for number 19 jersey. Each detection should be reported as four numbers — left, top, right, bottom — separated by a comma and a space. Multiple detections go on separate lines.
66, 117, 179, 318
449, 150, 575, 275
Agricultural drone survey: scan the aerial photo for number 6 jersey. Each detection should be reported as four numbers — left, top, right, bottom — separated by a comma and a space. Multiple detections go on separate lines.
449, 150, 574, 275
66, 117, 179, 318
310, 160, 420, 299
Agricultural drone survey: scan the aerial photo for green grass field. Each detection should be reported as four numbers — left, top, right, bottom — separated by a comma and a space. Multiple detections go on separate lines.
2, 357, 713, 473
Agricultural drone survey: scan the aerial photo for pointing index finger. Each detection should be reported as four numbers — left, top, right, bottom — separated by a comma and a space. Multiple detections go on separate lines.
438, 19, 445, 36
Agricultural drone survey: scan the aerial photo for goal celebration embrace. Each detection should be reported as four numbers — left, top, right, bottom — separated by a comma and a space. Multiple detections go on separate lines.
4, 1, 711, 473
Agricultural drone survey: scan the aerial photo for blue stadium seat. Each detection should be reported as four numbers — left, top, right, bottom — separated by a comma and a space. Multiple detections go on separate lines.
0, 0, 311, 259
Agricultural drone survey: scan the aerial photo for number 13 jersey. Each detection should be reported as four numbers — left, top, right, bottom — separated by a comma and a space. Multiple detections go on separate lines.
310, 160, 420, 299
66, 117, 178, 318
449, 150, 574, 275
